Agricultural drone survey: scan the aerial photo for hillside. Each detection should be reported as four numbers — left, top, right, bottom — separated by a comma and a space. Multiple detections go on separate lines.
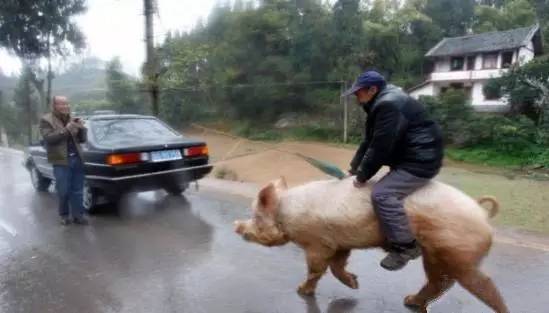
52, 57, 107, 102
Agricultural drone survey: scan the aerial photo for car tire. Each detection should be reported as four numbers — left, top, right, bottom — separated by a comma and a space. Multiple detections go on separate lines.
30, 165, 51, 192
164, 182, 189, 195
83, 182, 98, 214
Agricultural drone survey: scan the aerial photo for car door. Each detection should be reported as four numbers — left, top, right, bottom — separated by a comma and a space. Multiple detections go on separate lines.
32, 143, 54, 179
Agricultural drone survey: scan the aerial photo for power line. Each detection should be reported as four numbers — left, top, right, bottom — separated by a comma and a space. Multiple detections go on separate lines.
157, 80, 345, 92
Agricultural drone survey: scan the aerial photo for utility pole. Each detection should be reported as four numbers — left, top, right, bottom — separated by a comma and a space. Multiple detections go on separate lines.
144, 0, 159, 116
343, 81, 348, 143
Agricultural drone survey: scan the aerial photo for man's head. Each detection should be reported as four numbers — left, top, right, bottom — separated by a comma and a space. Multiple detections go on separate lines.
342, 71, 386, 106
52, 96, 70, 115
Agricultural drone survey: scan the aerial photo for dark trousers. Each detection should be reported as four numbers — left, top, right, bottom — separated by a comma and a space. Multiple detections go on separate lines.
371, 169, 429, 244
53, 155, 85, 219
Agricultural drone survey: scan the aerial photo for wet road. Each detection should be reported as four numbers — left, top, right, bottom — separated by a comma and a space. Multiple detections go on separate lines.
0, 148, 548, 313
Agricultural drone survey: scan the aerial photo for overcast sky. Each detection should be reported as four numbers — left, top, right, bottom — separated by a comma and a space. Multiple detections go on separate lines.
0, 0, 218, 76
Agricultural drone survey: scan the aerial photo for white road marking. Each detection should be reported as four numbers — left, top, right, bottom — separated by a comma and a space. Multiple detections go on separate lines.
0, 220, 17, 237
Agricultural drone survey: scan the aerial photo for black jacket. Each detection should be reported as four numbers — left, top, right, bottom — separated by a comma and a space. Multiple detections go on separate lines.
351, 85, 443, 182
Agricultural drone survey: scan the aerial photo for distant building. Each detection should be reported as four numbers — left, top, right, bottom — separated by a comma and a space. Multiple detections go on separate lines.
409, 25, 543, 112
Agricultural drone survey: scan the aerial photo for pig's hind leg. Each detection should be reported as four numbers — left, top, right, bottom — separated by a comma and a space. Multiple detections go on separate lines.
404, 254, 455, 313
297, 246, 335, 296
329, 250, 359, 289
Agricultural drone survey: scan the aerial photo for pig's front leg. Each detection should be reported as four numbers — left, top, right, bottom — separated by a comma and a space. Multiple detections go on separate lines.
297, 247, 334, 296
329, 250, 359, 289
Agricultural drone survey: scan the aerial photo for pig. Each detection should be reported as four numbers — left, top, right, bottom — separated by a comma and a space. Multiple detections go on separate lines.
234, 176, 509, 313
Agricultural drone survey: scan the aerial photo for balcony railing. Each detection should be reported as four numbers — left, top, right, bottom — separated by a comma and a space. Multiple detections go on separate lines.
430, 69, 508, 81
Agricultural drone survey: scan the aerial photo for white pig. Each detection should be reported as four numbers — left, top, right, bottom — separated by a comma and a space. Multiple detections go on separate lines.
234, 176, 508, 313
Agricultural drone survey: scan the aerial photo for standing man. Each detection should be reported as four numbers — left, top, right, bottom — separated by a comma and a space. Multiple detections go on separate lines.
342, 71, 443, 271
39, 96, 89, 225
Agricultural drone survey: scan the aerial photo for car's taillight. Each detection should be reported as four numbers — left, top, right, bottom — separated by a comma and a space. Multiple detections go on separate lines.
106, 152, 147, 165
184, 145, 208, 157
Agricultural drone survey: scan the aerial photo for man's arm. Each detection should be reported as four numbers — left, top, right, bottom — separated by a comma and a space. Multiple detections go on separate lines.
356, 104, 407, 183
39, 118, 69, 145
350, 140, 369, 173
76, 126, 87, 143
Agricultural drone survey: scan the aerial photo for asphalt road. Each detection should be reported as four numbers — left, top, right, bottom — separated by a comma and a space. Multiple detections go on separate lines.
0, 147, 548, 313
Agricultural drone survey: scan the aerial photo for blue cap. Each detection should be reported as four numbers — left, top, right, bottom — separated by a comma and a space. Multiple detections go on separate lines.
341, 71, 386, 97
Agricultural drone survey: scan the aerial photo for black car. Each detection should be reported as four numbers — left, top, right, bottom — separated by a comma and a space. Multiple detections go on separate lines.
25, 114, 213, 212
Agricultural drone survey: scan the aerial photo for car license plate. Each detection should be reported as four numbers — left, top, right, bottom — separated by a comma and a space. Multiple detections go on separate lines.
150, 149, 182, 162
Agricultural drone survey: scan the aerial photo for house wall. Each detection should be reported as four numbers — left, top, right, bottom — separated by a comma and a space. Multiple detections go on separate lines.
409, 83, 436, 99
410, 81, 506, 109
419, 35, 538, 112
518, 41, 535, 65
435, 58, 450, 72
474, 54, 482, 70
472, 81, 507, 106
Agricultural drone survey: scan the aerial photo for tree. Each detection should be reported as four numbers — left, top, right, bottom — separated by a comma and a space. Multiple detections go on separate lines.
473, 0, 537, 32
12, 66, 40, 144
424, 0, 475, 37
331, 0, 365, 79
0, 0, 86, 110
485, 56, 549, 127
529, 0, 549, 46
106, 58, 144, 114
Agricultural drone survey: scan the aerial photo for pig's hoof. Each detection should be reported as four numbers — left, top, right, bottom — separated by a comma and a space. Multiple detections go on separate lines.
297, 284, 315, 296
339, 272, 359, 289
404, 295, 426, 312
347, 273, 359, 289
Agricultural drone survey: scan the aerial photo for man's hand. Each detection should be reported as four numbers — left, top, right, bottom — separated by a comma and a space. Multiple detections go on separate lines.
73, 118, 85, 128
353, 178, 367, 188
66, 121, 80, 136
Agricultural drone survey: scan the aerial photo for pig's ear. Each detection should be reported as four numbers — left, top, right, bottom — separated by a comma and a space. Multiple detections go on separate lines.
258, 183, 279, 215
274, 176, 288, 190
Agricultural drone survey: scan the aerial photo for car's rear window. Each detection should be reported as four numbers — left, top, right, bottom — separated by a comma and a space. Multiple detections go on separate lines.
91, 118, 180, 145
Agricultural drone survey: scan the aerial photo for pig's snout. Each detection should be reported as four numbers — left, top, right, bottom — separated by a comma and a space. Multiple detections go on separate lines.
233, 218, 289, 247
234, 219, 254, 242
234, 220, 245, 234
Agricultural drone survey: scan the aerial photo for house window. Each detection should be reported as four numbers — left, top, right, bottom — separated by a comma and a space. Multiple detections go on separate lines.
483, 83, 500, 100
482, 53, 499, 69
466, 56, 476, 70
501, 51, 513, 68
450, 57, 464, 71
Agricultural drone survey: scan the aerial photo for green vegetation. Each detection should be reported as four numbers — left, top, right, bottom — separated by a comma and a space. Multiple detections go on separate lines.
422, 87, 549, 169
2, 0, 549, 171
0, 0, 86, 110
151, 0, 548, 172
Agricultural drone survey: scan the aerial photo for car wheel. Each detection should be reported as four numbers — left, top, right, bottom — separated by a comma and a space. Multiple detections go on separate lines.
164, 182, 189, 195
83, 182, 98, 213
30, 166, 51, 192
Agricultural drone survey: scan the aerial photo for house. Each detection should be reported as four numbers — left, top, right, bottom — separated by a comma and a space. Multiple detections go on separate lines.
409, 25, 543, 112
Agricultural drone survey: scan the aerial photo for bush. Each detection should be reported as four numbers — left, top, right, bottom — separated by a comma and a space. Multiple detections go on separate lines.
422, 90, 549, 168
421, 90, 474, 146
287, 125, 341, 142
